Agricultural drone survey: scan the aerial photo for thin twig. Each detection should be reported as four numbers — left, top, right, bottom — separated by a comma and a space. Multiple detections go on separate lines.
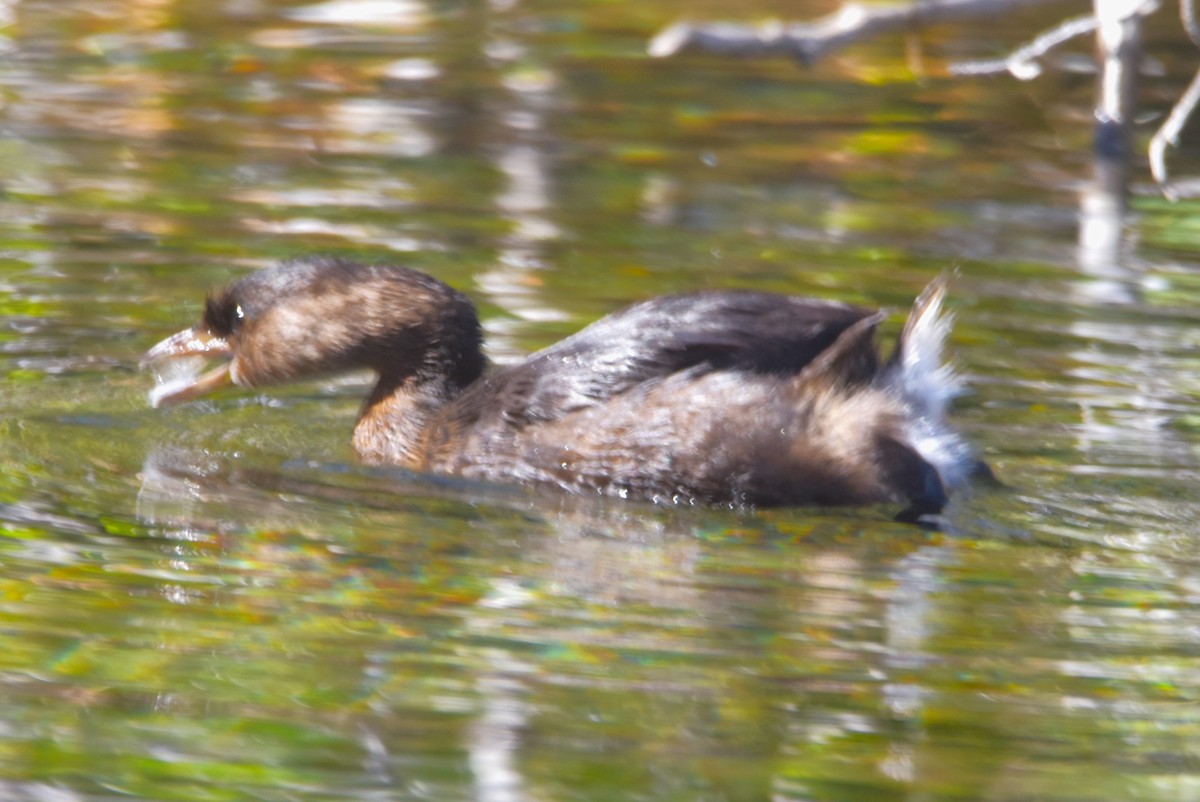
1145, 0, 1197, 198
648, 0, 1080, 65
949, 14, 1099, 78
1149, 65, 1200, 198
1181, 0, 1200, 47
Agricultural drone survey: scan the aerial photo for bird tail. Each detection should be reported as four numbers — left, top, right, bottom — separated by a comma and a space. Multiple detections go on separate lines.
884, 275, 975, 490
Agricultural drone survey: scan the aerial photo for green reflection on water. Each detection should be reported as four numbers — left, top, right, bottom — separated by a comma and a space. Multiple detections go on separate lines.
2, 0, 1200, 800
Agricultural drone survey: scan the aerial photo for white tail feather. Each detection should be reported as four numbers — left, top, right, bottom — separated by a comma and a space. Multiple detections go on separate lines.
888, 278, 975, 490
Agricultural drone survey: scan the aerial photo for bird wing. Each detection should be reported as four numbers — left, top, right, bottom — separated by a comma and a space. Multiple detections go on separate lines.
448, 291, 878, 429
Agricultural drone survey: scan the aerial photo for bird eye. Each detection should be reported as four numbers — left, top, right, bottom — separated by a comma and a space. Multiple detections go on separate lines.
203, 294, 245, 336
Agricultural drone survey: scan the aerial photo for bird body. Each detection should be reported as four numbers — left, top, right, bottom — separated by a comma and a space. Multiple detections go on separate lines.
144, 256, 984, 519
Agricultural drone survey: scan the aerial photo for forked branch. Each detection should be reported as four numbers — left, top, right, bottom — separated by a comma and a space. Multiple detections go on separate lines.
651, 0, 1198, 199
649, 0, 1084, 65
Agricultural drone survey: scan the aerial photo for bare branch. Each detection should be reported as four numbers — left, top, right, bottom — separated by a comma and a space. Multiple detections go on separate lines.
949, 14, 1098, 78
1149, 65, 1200, 198
650, 0, 1200, 199
648, 0, 1086, 65
1181, 0, 1200, 47
1094, 1, 1157, 136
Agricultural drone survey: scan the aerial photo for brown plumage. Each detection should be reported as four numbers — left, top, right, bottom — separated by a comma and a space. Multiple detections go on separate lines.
143, 256, 986, 521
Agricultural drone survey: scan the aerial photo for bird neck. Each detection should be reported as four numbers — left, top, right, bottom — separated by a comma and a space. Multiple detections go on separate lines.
352, 372, 462, 468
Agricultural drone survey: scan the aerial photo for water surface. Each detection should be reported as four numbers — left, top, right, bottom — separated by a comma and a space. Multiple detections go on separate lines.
2, 1, 1200, 800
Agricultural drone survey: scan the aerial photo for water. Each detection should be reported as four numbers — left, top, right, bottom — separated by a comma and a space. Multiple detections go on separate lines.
2, 0, 1200, 799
